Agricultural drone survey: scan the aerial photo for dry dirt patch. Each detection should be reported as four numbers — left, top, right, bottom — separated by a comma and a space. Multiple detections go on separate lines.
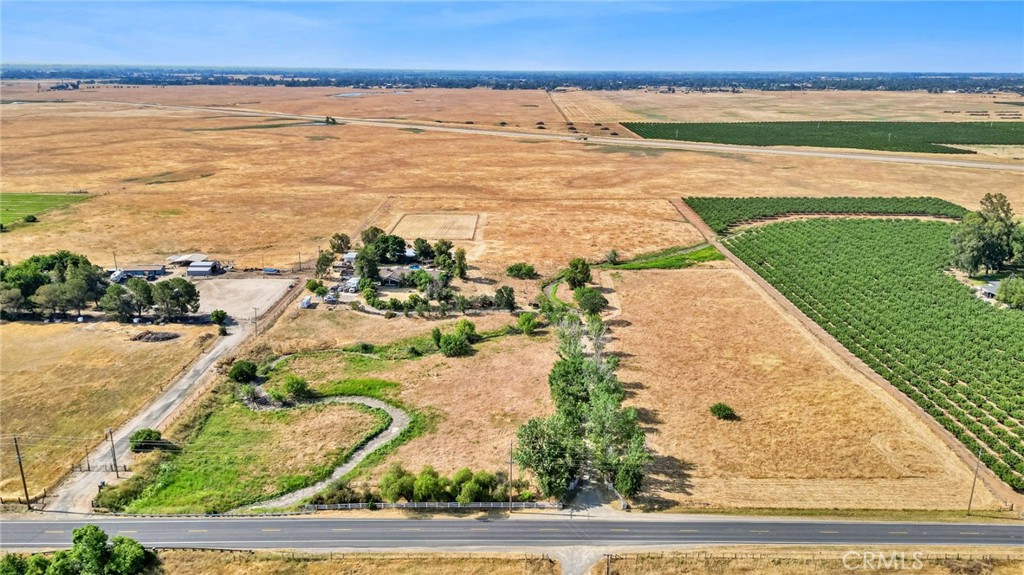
156, 550, 558, 575
368, 334, 556, 479
0, 322, 215, 498
596, 547, 1024, 575
610, 268, 1001, 510
389, 213, 479, 240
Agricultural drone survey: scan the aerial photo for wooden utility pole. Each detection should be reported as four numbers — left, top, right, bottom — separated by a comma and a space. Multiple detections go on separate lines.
967, 447, 981, 516
13, 437, 31, 509
108, 429, 120, 478
508, 440, 514, 512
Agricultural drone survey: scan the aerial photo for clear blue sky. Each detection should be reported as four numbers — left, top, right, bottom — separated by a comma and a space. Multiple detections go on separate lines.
2, 1, 1022, 72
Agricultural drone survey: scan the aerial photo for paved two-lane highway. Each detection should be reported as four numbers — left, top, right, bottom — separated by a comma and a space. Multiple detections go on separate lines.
1, 517, 1020, 550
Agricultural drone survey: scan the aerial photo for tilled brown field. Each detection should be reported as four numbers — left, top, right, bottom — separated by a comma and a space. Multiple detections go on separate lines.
610, 267, 1002, 510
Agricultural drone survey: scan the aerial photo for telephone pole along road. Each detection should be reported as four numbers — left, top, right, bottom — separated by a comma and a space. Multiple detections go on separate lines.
1, 517, 1021, 549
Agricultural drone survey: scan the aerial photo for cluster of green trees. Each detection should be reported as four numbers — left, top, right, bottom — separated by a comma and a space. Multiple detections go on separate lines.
341, 227, 467, 282
506, 262, 536, 279
0, 251, 107, 318
378, 464, 512, 504
0, 525, 149, 575
951, 193, 1024, 275
514, 314, 651, 500
99, 277, 199, 322
0, 250, 201, 322
431, 319, 479, 357
996, 277, 1024, 310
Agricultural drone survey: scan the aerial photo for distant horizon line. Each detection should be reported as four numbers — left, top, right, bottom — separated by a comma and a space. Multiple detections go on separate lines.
3, 63, 1022, 76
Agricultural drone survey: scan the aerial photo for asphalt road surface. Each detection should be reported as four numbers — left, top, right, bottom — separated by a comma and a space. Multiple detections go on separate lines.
2, 517, 1021, 550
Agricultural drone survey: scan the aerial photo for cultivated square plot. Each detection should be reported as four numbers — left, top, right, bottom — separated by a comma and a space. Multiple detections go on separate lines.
389, 213, 479, 240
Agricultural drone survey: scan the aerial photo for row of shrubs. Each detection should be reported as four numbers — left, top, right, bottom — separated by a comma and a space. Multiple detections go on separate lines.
309, 464, 531, 505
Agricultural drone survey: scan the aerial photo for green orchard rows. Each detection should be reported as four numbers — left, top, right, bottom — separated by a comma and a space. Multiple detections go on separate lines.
684, 196, 968, 234
622, 121, 1024, 155
725, 219, 1024, 490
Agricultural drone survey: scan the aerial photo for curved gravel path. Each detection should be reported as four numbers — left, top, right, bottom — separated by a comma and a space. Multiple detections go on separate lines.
240, 396, 410, 511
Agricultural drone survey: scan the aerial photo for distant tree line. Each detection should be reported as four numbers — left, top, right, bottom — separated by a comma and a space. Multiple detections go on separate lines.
4, 66, 1022, 93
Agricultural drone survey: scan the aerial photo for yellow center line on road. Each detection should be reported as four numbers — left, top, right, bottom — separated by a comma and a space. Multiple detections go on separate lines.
401, 528, 421, 531
820, 530, 839, 534
118, 531, 138, 534
331, 528, 351, 532
750, 530, 770, 533
960, 532, 981, 535
188, 530, 207, 533
889, 531, 908, 535
679, 529, 699, 533
539, 528, 559, 532
44, 530, 64, 534
610, 529, 630, 532
261, 529, 281, 532
470, 528, 489, 531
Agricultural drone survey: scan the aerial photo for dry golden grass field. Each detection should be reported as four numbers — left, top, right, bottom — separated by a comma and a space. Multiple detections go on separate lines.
609, 268, 1003, 510
594, 547, 1024, 575
156, 550, 558, 575
389, 213, 480, 240
3, 85, 1023, 511
258, 307, 555, 480
2, 86, 1021, 278
0, 322, 215, 499
259, 300, 517, 355
553, 88, 1024, 123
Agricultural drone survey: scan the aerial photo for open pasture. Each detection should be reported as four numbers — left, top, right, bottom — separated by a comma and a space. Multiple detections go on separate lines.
2, 92, 1022, 275
0, 192, 88, 225
623, 121, 1024, 154
0, 322, 215, 499
555, 89, 1024, 123
389, 213, 479, 240
610, 268, 1001, 510
259, 312, 556, 481
123, 400, 385, 514
726, 219, 1024, 490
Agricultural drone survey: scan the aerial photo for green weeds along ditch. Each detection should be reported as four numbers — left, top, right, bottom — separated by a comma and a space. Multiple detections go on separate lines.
726, 219, 1024, 490
601, 245, 723, 270
685, 196, 968, 234
622, 121, 1024, 154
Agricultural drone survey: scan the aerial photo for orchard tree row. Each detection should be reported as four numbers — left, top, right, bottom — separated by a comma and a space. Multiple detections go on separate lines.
684, 196, 968, 234
727, 218, 1024, 489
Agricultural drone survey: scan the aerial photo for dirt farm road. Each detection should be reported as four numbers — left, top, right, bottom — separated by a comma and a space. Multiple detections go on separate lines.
669, 199, 1024, 510
43, 279, 296, 513
121, 101, 1024, 172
